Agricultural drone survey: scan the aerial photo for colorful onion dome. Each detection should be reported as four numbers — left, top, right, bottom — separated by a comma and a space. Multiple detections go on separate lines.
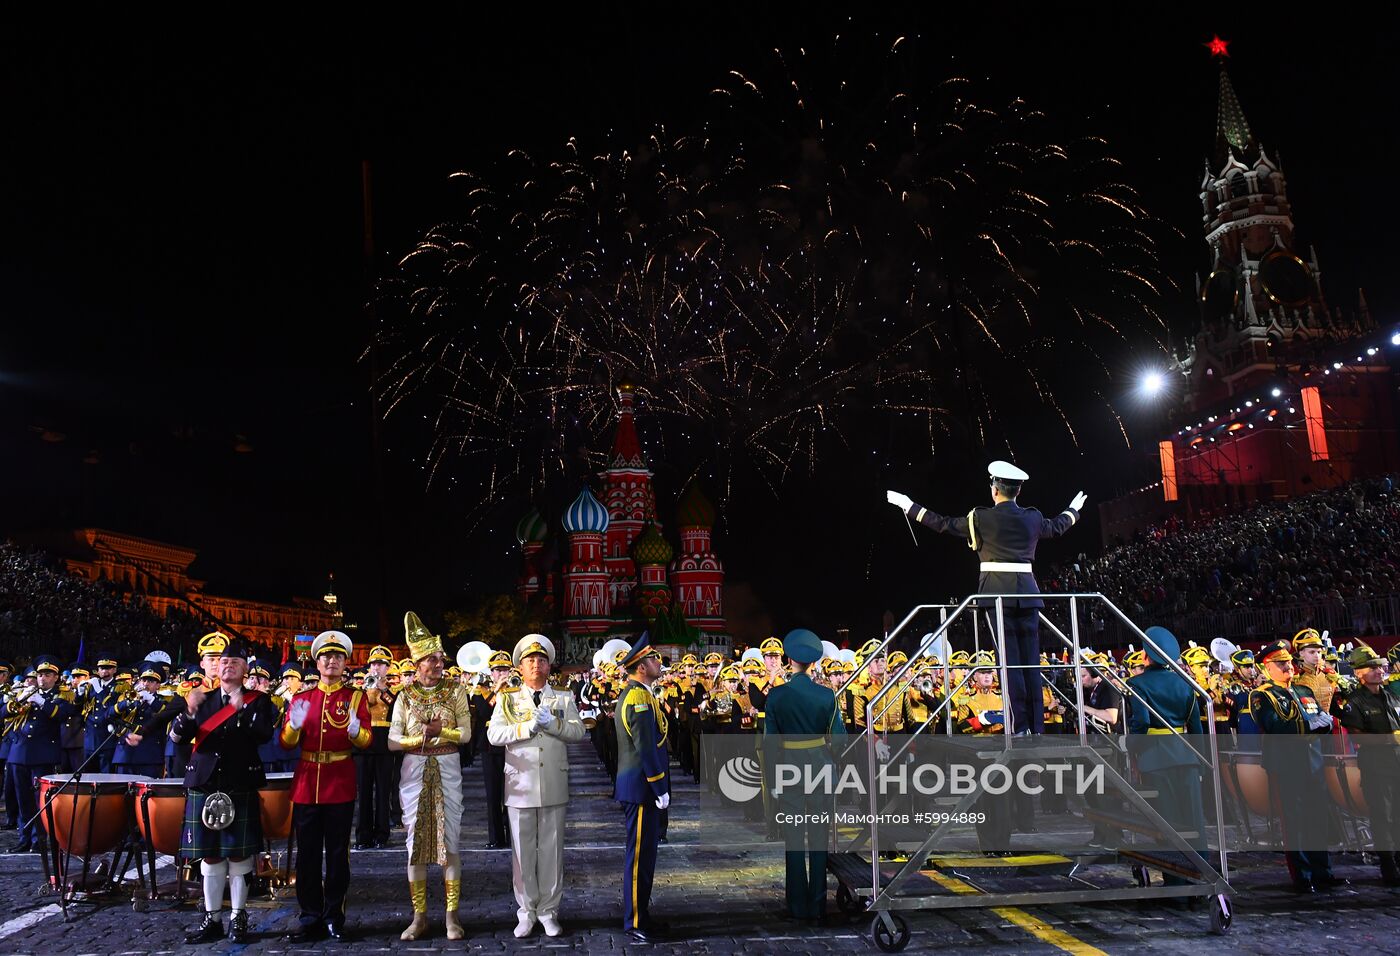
515, 506, 549, 545
562, 485, 610, 534
631, 523, 673, 565
675, 482, 716, 528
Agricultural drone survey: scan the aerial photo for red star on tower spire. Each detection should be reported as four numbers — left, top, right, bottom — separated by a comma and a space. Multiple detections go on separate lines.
1206, 35, 1230, 58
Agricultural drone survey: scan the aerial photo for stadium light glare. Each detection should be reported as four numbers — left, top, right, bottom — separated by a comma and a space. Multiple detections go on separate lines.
1141, 371, 1164, 396
1271, 387, 1282, 397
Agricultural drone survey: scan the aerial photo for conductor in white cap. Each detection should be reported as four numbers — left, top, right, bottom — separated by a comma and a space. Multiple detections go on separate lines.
487, 634, 586, 939
887, 462, 1087, 735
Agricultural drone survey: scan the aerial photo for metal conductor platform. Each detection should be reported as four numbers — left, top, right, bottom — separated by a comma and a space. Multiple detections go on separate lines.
829, 594, 1234, 952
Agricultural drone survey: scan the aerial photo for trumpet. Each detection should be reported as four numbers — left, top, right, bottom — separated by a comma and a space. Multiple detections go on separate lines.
507, 672, 522, 689
917, 677, 937, 695
711, 692, 733, 716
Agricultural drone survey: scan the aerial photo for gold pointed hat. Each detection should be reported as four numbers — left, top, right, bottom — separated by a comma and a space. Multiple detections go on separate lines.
403, 611, 443, 662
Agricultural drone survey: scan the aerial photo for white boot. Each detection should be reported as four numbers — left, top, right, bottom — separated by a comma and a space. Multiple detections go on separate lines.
540, 914, 563, 937
513, 915, 536, 938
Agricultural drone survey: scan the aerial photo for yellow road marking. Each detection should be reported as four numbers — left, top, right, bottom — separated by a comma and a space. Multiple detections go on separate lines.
924, 870, 1108, 956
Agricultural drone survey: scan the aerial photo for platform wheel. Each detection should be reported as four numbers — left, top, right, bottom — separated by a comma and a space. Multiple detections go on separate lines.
837, 883, 866, 914
871, 912, 910, 952
1208, 894, 1232, 935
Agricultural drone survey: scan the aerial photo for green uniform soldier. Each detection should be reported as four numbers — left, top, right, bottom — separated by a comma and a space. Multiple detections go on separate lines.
763, 629, 847, 921
1333, 645, 1400, 885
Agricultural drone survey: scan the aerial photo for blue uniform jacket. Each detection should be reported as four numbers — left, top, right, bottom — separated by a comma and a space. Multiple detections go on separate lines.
613, 679, 670, 805
908, 499, 1078, 608
9, 689, 79, 766
83, 680, 123, 753
112, 694, 179, 767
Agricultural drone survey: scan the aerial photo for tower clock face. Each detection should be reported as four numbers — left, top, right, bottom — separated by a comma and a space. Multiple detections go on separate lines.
1258, 251, 1314, 307
1200, 267, 1238, 321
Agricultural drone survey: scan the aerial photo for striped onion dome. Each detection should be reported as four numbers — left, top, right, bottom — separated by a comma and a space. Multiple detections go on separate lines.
675, 482, 716, 528
631, 523, 673, 566
562, 485, 610, 534
514, 506, 548, 545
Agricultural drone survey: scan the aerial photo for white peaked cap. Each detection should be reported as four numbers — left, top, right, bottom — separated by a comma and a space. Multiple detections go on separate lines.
988, 460, 1030, 482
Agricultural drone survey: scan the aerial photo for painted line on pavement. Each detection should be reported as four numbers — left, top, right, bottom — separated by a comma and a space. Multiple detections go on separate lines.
925, 869, 1108, 956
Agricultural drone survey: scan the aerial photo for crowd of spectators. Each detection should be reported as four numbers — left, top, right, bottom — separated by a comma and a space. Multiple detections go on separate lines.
0, 541, 204, 670
1044, 475, 1400, 641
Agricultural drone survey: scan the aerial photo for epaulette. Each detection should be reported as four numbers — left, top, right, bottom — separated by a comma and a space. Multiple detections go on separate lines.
623, 687, 652, 710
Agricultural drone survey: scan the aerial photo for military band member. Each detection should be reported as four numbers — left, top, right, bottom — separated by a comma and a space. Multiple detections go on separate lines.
1226, 649, 1260, 735
763, 629, 846, 921
172, 641, 277, 944
471, 649, 515, 849
280, 630, 373, 942
355, 644, 398, 850
1291, 628, 1336, 716
1333, 644, 1400, 885
111, 661, 178, 777
76, 654, 122, 773
888, 462, 1087, 735
614, 632, 670, 942
953, 652, 1013, 852
1126, 627, 1205, 887
0, 659, 12, 829
1251, 639, 1338, 893
392, 613, 473, 942
6, 657, 77, 853
488, 634, 585, 938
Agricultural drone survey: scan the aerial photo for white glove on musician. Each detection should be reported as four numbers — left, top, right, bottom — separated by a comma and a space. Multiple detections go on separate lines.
655, 792, 671, 810
534, 705, 555, 730
886, 490, 913, 511
287, 698, 310, 730
347, 712, 362, 738
875, 738, 892, 762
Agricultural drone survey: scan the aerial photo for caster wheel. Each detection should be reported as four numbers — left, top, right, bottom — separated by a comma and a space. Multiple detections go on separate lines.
1132, 864, 1149, 888
132, 897, 148, 913
1208, 894, 1232, 935
871, 912, 910, 952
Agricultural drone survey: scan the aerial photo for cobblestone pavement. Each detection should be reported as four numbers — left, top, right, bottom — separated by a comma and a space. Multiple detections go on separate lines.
1, 743, 1397, 954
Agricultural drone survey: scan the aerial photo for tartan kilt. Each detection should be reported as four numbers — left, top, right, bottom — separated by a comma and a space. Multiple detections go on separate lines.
181, 788, 262, 860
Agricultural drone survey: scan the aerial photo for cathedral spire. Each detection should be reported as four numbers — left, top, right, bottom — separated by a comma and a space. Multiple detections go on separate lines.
1214, 63, 1255, 168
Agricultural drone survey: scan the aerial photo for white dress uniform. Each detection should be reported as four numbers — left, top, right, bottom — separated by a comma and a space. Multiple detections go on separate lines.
486, 635, 586, 933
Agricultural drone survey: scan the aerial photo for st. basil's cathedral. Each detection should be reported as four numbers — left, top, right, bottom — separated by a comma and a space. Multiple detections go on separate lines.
512, 383, 731, 666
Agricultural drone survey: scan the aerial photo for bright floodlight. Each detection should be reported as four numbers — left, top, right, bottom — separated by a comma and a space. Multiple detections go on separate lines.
1142, 371, 1164, 395
1271, 387, 1282, 397
1393, 332, 1400, 346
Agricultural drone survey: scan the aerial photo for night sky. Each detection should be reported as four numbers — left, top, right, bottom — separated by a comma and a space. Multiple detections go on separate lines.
2, 9, 1396, 643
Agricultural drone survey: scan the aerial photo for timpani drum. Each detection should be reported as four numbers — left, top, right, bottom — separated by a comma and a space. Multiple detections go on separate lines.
1325, 758, 1370, 818
134, 779, 187, 856
259, 772, 295, 841
1220, 751, 1271, 816
38, 773, 148, 857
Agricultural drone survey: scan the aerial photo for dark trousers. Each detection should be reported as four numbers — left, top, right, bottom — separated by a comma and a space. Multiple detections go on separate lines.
1361, 766, 1400, 878
61, 748, 82, 773
781, 796, 831, 918
391, 754, 403, 823
1272, 774, 1331, 887
294, 801, 355, 926
114, 763, 162, 778
14, 763, 55, 847
1001, 608, 1043, 734
1144, 764, 1206, 886
621, 800, 660, 929
82, 749, 115, 774
356, 742, 394, 844
0, 759, 14, 826
482, 747, 508, 845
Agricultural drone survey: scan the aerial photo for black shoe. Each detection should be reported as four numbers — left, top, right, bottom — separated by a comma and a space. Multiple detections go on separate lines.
352, 841, 369, 851
485, 841, 499, 849
658, 835, 669, 845
625, 927, 658, 943
7, 842, 33, 854
185, 911, 224, 944
286, 922, 326, 944
227, 910, 249, 943
372, 839, 388, 849
1292, 880, 1317, 894
325, 920, 345, 940
1318, 875, 1350, 890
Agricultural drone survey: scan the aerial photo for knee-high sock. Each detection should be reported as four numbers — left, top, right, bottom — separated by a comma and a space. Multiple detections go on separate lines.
201, 859, 229, 913
227, 857, 254, 911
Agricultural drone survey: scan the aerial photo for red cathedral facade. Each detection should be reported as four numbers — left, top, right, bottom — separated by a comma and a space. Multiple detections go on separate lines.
1102, 52, 1400, 543
514, 383, 730, 665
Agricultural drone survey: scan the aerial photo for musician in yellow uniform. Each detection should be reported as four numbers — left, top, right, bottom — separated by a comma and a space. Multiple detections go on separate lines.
953, 651, 1011, 852
355, 645, 398, 850
391, 613, 473, 941
1291, 628, 1335, 717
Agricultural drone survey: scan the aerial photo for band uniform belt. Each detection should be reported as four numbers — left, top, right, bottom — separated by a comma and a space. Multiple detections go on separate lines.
1146, 727, 1186, 735
371, 720, 392, 728
979, 561, 1033, 573
301, 749, 353, 763
782, 737, 828, 749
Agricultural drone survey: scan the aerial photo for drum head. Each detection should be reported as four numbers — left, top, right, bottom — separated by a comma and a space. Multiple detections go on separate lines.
261, 772, 295, 790
42, 773, 151, 794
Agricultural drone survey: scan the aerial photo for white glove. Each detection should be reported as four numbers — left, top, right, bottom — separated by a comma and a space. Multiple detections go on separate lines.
1306, 711, 1333, 732
655, 792, 671, 810
348, 713, 362, 738
1068, 491, 1088, 513
287, 699, 310, 730
875, 738, 891, 762
87, 677, 102, 693
534, 706, 555, 730
886, 490, 913, 511
138, 689, 156, 704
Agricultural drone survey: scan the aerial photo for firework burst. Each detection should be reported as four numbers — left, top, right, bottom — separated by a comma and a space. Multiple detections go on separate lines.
373, 34, 1172, 524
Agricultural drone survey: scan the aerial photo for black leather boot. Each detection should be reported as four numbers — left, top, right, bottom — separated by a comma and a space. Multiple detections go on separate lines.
227, 910, 249, 943
184, 911, 224, 944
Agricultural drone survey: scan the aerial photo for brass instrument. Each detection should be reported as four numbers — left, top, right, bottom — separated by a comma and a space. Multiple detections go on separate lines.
711, 692, 733, 716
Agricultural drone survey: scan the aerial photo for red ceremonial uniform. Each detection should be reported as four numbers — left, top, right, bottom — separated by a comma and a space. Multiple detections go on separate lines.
280, 680, 372, 804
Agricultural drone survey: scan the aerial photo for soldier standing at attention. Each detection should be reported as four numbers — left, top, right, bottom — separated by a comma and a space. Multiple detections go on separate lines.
613, 632, 670, 943
888, 462, 1086, 735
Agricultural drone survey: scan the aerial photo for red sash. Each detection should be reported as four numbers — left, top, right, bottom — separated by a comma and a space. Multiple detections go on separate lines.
194, 690, 262, 752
